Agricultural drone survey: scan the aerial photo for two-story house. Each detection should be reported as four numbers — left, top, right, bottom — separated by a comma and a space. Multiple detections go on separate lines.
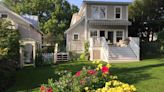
65, 0, 140, 62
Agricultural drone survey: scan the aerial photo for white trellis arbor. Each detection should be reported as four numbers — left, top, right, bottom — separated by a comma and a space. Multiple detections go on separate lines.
19, 38, 41, 68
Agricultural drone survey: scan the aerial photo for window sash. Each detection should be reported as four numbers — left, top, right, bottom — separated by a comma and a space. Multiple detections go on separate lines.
92, 6, 107, 19
90, 30, 98, 37
73, 34, 79, 40
115, 7, 121, 19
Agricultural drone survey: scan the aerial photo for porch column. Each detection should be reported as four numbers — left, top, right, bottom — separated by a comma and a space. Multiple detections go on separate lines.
19, 46, 24, 69
32, 43, 36, 67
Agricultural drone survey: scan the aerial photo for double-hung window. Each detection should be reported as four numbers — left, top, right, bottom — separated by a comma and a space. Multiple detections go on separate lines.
115, 6, 122, 19
90, 30, 98, 37
116, 31, 123, 42
92, 6, 107, 19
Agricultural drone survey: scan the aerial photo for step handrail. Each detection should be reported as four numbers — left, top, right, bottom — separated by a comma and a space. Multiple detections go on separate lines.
129, 37, 140, 60
101, 37, 110, 62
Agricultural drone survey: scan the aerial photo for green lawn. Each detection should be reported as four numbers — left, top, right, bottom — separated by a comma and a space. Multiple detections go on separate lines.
7, 58, 164, 92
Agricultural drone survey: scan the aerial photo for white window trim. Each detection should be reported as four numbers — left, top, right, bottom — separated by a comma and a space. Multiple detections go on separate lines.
90, 29, 99, 38
114, 6, 122, 20
91, 5, 107, 20
73, 33, 80, 41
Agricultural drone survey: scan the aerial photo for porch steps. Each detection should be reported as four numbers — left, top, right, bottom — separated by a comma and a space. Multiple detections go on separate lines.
108, 46, 137, 60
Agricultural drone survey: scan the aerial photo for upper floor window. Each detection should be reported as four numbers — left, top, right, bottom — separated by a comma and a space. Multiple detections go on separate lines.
92, 6, 107, 19
115, 6, 122, 19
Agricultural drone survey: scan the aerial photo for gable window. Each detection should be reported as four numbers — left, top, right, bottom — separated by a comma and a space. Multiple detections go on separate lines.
92, 6, 107, 19
73, 33, 79, 41
115, 7, 122, 19
0, 14, 8, 19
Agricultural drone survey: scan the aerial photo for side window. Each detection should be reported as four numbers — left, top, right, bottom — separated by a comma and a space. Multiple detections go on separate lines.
0, 14, 8, 19
115, 7, 121, 19
73, 33, 79, 41
90, 30, 97, 37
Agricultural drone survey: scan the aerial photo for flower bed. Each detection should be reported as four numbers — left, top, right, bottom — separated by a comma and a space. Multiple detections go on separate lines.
39, 61, 136, 92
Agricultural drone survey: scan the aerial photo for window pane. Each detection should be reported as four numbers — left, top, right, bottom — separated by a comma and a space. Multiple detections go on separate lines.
100, 7, 106, 18
1, 14, 8, 18
116, 31, 123, 37
90, 30, 97, 37
115, 8, 121, 18
74, 34, 79, 40
116, 37, 122, 42
92, 6, 99, 19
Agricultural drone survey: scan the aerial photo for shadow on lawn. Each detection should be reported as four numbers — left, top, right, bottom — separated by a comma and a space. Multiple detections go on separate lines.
8, 61, 94, 92
8, 61, 164, 91
111, 63, 164, 84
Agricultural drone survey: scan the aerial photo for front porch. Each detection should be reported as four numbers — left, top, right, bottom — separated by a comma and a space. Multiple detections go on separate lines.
89, 37, 140, 62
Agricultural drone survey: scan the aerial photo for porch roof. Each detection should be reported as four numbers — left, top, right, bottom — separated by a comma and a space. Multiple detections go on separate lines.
88, 20, 132, 26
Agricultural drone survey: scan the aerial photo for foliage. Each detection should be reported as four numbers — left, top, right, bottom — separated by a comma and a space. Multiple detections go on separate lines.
140, 42, 162, 59
39, 61, 136, 92
4, 0, 79, 46
80, 41, 90, 60
0, 19, 20, 61
35, 50, 44, 67
158, 30, 164, 53
0, 19, 20, 91
129, 0, 164, 42
0, 60, 16, 91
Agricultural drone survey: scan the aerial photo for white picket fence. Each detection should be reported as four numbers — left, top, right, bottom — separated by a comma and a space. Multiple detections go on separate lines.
42, 53, 54, 62
42, 53, 69, 63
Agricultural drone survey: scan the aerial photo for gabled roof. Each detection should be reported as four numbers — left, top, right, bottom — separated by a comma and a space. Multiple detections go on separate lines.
83, 0, 132, 4
0, 3, 43, 35
65, 16, 85, 34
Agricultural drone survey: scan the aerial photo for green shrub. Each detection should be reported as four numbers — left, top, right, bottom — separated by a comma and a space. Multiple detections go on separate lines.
0, 19, 20, 91
79, 41, 89, 61
35, 50, 44, 67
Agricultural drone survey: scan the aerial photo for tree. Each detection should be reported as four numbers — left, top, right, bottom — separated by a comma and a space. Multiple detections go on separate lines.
0, 19, 20, 61
4, 0, 79, 47
158, 30, 164, 53
129, 0, 164, 42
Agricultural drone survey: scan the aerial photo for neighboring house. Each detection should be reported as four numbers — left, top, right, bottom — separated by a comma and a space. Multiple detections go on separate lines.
0, 3, 43, 67
65, 0, 140, 62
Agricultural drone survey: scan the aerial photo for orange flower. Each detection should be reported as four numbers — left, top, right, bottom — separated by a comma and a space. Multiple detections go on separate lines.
101, 66, 109, 74
40, 86, 45, 92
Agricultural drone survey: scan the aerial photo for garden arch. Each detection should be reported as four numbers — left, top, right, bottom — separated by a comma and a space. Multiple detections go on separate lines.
19, 38, 40, 68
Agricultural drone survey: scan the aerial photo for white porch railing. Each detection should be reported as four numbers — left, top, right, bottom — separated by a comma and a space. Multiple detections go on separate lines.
89, 37, 109, 62
129, 37, 140, 60
101, 37, 110, 62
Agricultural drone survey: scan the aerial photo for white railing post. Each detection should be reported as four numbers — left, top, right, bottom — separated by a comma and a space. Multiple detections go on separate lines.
89, 38, 94, 61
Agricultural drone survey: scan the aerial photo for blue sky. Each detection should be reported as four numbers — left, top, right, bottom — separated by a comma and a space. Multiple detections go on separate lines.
67, 0, 83, 8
